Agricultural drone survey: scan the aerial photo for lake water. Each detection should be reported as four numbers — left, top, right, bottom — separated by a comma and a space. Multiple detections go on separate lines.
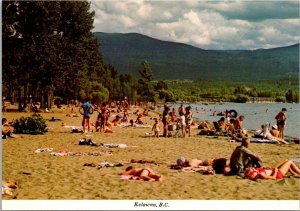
165, 103, 300, 138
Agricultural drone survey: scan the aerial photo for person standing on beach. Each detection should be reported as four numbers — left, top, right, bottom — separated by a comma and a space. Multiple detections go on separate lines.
152, 118, 160, 138
275, 108, 287, 139
229, 138, 263, 177
185, 106, 193, 137
162, 104, 170, 137
81, 98, 93, 133
179, 110, 186, 138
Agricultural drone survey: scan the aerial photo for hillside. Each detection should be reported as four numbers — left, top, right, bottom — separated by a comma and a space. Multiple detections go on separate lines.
94, 32, 299, 81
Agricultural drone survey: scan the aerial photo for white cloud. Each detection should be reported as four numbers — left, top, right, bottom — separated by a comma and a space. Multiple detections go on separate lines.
90, 1, 299, 50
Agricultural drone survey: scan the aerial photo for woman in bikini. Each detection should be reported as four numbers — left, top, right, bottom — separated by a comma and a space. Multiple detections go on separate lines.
245, 159, 300, 180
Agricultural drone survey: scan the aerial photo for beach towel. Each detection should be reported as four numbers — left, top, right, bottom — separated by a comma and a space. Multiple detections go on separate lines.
50, 150, 112, 156
181, 166, 215, 175
233, 137, 279, 144
35, 148, 53, 153
120, 175, 141, 180
102, 143, 127, 148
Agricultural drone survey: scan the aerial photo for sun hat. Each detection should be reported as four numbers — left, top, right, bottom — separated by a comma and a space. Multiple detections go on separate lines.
177, 156, 186, 166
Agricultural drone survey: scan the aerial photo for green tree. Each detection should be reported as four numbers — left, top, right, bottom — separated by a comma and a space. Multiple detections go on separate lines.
137, 61, 155, 102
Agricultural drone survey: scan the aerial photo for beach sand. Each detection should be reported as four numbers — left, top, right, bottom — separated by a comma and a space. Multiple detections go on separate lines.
2, 105, 300, 200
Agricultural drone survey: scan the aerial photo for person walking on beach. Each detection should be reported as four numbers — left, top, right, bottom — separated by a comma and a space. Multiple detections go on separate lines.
275, 108, 287, 139
80, 98, 93, 133
229, 138, 263, 177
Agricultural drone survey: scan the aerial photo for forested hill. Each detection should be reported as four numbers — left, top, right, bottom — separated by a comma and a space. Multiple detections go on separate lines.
94, 32, 299, 82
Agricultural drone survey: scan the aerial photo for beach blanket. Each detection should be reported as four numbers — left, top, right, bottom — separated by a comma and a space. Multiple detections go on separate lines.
182, 166, 215, 175
35, 148, 53, 153
101, 143, 127, 148
50, 150, 112, 156
84, 162, 124, 169
233, 137, 279, 144
121, 175, 141, 180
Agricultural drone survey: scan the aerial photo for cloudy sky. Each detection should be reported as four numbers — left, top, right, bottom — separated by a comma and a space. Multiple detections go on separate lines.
90, 0, 299, 50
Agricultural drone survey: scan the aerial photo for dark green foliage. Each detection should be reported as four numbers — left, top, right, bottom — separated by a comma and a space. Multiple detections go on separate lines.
95, 32, 299, 82
233, 95, 249, 103
285, 89, 299, 103
12, 114, 48, 135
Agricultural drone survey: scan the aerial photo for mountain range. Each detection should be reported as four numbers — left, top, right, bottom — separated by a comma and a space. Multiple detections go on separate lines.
94, 32, 299, 82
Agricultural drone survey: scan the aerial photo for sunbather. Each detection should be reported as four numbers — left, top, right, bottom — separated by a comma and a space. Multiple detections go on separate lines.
244, 159, 300, 180
120, 166, 163, 181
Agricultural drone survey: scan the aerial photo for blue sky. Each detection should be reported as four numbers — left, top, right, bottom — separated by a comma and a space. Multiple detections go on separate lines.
90, 0, 299, 50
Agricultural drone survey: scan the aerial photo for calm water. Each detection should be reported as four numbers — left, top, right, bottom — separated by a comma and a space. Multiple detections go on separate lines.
165, 103, 300, 138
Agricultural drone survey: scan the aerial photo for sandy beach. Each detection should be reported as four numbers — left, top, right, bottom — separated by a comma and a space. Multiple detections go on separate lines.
2, 105, 300, 200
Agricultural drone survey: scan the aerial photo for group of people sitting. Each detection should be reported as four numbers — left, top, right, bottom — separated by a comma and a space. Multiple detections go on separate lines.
198, 115, 246, 137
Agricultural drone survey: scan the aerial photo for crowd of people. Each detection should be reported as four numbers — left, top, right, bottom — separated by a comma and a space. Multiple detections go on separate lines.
2, 97, 298, 183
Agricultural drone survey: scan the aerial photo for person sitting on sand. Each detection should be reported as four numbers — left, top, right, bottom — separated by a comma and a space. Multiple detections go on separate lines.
109, 115, 122, 126
218, 117, 230, 131
233, 115, 245, 131
244, 159, 300, 180
120, 166, 163, 181
257, 123, 288, 144
229, 138, 263, 177
135, 113, 144, 124
143, 109, 149, 116
2, 118, 17, 139
152, 118, 160, 138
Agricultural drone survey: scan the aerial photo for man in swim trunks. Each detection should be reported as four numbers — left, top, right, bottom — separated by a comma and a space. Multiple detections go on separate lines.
81, 98, 93, 133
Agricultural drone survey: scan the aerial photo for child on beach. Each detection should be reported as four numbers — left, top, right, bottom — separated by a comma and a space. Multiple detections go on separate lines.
152, 118, 160, 138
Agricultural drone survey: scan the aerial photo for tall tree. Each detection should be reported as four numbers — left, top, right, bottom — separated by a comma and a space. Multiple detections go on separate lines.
137, 61, 155, 102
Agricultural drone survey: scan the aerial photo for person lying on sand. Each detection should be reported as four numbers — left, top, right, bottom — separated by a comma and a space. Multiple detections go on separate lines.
244, 159, 300, 180
120, 166, 163, 181
174, 156, 213, 168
